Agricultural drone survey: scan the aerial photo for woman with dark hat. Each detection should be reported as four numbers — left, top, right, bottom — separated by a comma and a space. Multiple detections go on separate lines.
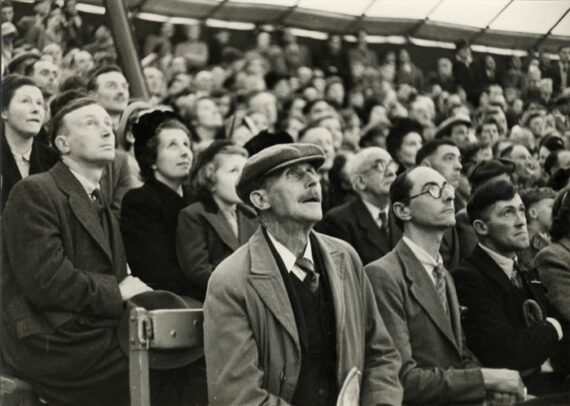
1, 74, 58, 209
120, 110, 194, 296
385, 117, 424, 174
177, 140, 258, 301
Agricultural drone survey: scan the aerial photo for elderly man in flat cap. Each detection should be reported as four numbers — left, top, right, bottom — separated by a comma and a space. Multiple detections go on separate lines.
203, 143, 403, 406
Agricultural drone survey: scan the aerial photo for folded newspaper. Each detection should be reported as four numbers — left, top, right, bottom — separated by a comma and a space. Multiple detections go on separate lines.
336, 367, 361, 406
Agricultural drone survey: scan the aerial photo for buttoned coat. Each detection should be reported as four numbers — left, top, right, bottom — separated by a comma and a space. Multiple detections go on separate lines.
204, 228, 403, 406
365, 240, 485, 404
1, 161, 128, 403
176, 196, 258, 300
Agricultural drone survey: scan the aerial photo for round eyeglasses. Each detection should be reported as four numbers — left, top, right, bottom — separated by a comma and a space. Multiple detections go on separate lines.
405, 182, 455, 201
362, 160, 399, 175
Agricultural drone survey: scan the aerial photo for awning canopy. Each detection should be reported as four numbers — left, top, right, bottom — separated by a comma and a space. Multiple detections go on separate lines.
77, 0, 569, 53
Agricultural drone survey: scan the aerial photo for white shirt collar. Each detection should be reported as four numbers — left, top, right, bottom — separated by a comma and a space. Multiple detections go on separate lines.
478, 243, 515, 279
266, 230, 313, 281
361, 197, 389, 221
68, 167, 101, 197
403, 236, 443, 285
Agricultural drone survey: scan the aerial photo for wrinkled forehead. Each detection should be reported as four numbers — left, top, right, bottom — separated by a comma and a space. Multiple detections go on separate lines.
97, 71, 127, 86
64, 103, 110, 124
487, 194, 524, 215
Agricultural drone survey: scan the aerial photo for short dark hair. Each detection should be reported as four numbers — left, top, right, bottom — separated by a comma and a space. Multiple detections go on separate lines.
550, 187, 570, 241
415, 139, 456, 165
476, 117, 499, 136
538, 134, 565, 153
389, 170, 414, 229
467, 179, 517, 225
87, 65, 123, 92
1, 74, 39, 111
544, 149, 567, 176
548, 167, 570, 191
386, 117, 423, 165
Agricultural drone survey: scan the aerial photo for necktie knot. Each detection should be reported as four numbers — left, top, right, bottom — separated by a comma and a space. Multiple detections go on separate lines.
511, 261, 523, 290
295, 257, 319, 293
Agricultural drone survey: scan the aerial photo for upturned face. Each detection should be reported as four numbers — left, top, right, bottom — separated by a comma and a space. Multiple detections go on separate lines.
153, 128, 193, 186
94, 71, 129, 114
2, 85, 45, 138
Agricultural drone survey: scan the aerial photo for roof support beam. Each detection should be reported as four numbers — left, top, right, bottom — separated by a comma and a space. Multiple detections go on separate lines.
532, 6, 570, 50
407, 0, 444, 38
343, 0, 377, 34
275, 0, 300, 26
204, 0, 230, 20
468, 0, 514, 44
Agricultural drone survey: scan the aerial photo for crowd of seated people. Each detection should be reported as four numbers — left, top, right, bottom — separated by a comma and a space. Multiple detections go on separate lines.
1, 0, 570, 404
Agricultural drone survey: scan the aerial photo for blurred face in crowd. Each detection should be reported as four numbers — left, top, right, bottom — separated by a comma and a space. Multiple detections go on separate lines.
249, 112, 269, 132
450, 123, 470, 148
249, 92, 277, 126
2, 85, 45, 139
538, 146, 552, 169
215, 94, 233, 118
528, 116, 544, 138
273, 78, 292, 102
353, 148, 397, 204
55, 103, 115, 166
480, 122, 500, 146
475, 193, 529, 256
186, 24, 201, 41
161, 22, 174, 38
256, 31, 271, 49
328, 35, 342, 53
409, 100, 434, 127
297, 66, 313, 86
169, 73, 192, 95
93, 70, 129, 114
395, 167, 456, 230
253, 162, 322, 225
194, 70, 214, 94
154, 127, 193, 188
509, 145, 539, 184
171, 56, 188, 75
32, 60, 60, 98
300, 127, 335, 171
368, 105, 388, 126
289, 97, 306, 118
326, 82, 344, 107
144, 67, 166, 98
2, 5, 14, 22
438, 58, 452, 77
529, 197, 555, 232
73, 50, 94, 75
397, 131, 423, 169
42, 43, 63, 67
318, 116, 343, 151
560, 46, 570, 63
423, 144, 462, 188
212, 153, 248, 205
307, 100, 331, 122
195, 97, 223, 129
474, 145, 493, 163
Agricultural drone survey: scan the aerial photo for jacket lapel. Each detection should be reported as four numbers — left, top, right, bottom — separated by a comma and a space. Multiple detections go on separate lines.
248, 229, 300, 350
312, 232, 346, 341
355, 198, 390, 255
397, 240, 460, 353
471, 245, 516, 297
203, 210, 239, 250
445, 272, 463, 349
51, 162, 113, 263
237, 204, 259, 245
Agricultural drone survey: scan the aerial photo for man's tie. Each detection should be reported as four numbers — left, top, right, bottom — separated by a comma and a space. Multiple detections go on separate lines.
511, 260, 524, 290
295, 257, 319, 293
90, 188, 105, 210
378, 211, 388, 236
432, 264, 449, 314
90, 189, 110, 237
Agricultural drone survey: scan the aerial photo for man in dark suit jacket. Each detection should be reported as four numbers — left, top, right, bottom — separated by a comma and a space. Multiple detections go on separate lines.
318, 146, 460, 269
545, 45, 570, 95
366, 167, 525, 404
1, 98, 152, 405
454, 179, 564, 395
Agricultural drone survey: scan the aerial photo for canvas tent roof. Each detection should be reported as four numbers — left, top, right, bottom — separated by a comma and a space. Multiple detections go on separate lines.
73, 0, 569, 54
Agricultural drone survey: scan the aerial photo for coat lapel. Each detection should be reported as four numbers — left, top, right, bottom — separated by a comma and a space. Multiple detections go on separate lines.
248, 229, 300, 349
355, 198, 390, 255
445, 272, 463, 348
396, 240, 460, 353
51, 162, 113, 263
471, 245, 516, 297
203, 210, 239, 250
312, 232, 346, 341
237, 204, 259, 245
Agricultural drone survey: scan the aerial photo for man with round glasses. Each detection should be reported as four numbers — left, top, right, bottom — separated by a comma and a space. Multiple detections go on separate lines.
316, 147, 399, 265
365, 167, 526, 404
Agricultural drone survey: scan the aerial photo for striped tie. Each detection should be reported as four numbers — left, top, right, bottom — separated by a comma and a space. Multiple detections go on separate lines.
432, 264, 449, 314
295, 257, 319, 293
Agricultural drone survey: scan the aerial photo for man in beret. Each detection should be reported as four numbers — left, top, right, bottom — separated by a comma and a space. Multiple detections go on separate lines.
1, 97, 152, 405
204, 143, 403, 405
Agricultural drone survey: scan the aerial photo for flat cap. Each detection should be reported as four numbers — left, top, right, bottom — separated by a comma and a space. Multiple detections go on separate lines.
236, 143, 325, 204
468, 158, 515, 188
435, 114, 471, 139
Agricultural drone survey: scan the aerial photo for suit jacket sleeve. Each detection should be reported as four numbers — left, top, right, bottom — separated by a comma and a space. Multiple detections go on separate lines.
359, 269, 404, 406
534, 246, 570, 322
176, 208, 214, 293
3, 179, 123, 318
454, 266, 558, 370
120, 191, 183, 292
204, 264, 291, 406
365, 262, 485, 404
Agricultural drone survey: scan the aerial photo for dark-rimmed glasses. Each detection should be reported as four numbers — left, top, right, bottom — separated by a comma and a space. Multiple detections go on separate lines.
405, 182, 455, 202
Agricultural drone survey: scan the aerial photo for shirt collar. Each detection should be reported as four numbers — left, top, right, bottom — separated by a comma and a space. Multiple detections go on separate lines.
68, 167, 101, 197
403, 236, 443, 274
361, 197, 389, 220
266, 230, 313, 273
478, 243, 515, 278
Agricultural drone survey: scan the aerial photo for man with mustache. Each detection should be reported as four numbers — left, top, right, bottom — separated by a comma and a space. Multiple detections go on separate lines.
1, 98, 152, 405
204, 143, 403, 405
366, 167, 526, 404
454, 179, 564, 395
88, 65, 129, 132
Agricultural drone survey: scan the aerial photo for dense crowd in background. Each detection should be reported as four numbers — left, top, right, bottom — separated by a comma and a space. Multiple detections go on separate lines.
2, 0, 570, 405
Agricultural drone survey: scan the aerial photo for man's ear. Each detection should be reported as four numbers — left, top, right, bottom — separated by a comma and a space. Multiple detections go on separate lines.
472, 219, 489, 236
527, 207, 538, 220
392, 201, 411, 223
420, 158, 432, 168
54, 133, 70, 155
249, 190, 270, 211
351, 174, 365, 192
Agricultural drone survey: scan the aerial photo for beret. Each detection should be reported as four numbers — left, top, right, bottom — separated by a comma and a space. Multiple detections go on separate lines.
435, 114, 471, 138
243, 129, 293, 157
236, 143, 325, 204
190, 139, 234, 180
468, 158, 515, 188
116, 100, 152, 141
133, 110, 182, 156
7, 50, 40, 74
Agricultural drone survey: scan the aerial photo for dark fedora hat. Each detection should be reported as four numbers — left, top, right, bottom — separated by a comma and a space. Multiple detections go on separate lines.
117, 290, 203, 369
468, 158, 515, 189
236, 143, 325, 204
